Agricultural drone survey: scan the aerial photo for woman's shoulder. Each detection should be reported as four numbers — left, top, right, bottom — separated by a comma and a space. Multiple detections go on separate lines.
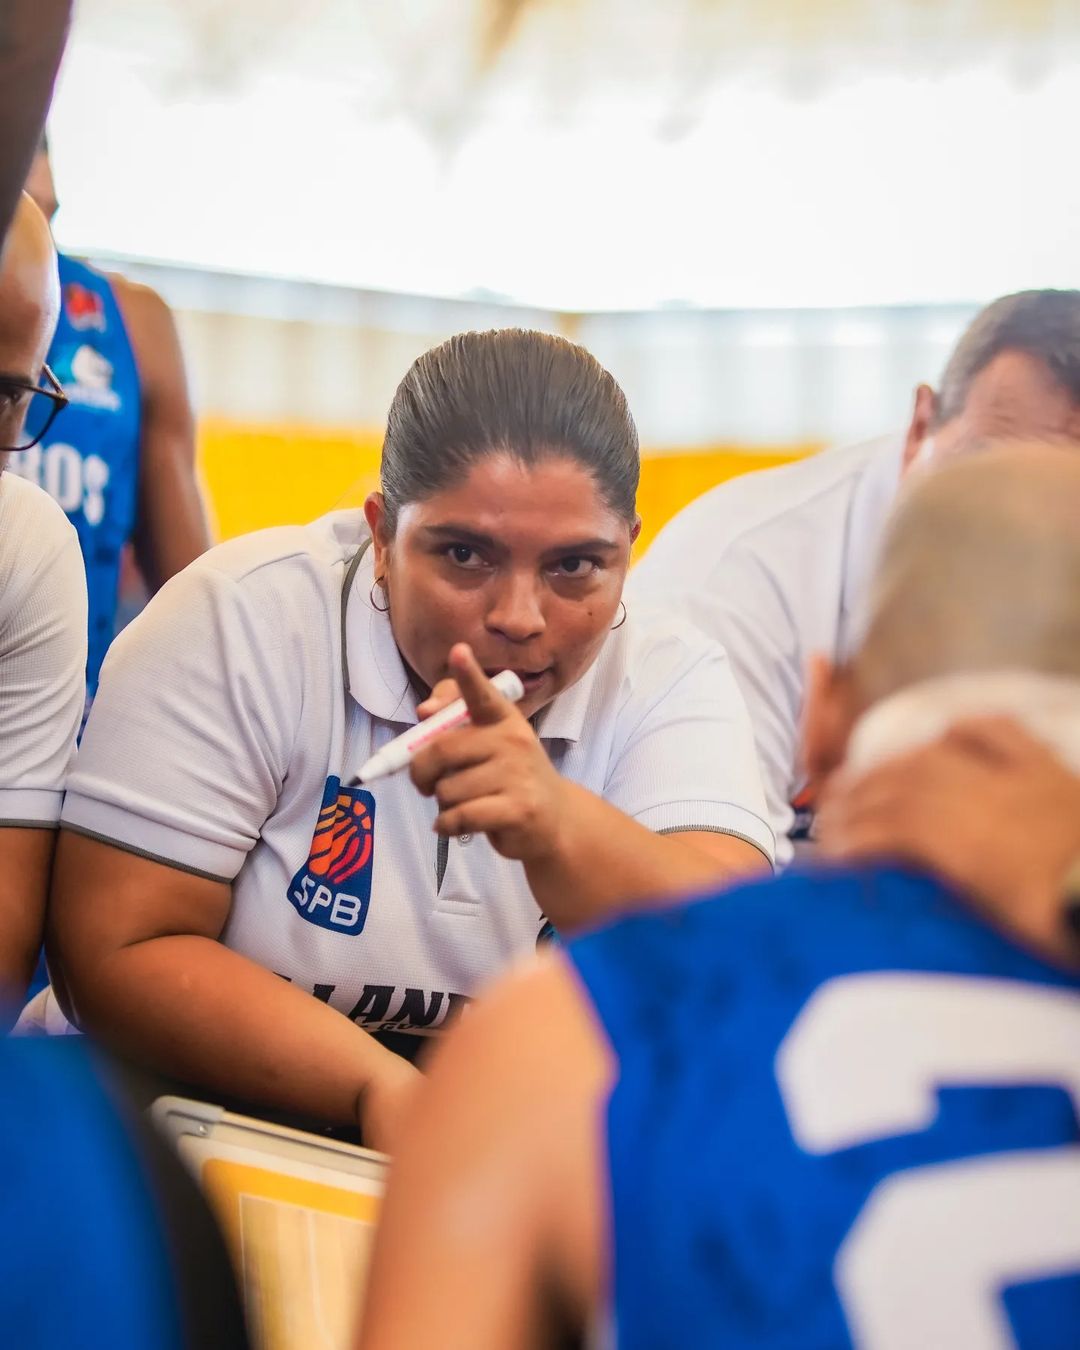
163, 514, 370, 637
113, 512, 371, 673
192, 511, 369, 590
562, 601, 741, 737
616, 600, 737, 686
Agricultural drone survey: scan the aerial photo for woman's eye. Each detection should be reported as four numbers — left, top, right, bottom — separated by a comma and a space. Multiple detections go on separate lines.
552, 556, 598, 578
447, 544, 485, 569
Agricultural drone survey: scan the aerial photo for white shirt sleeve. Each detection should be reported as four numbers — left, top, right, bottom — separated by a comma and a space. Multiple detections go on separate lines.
62, 559, 302, 880
0, 480, 86, 827
603, 622, 776, 865
632, 541, 804, 868
689, 544, 803, 864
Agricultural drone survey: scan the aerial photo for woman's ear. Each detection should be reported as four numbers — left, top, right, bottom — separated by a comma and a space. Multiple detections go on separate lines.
364, 492, 391, 574
629, 515, 643, 549
802, 654, 858, 785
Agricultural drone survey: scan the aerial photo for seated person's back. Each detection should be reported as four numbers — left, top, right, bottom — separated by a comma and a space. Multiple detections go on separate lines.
359, 442, 1080, 1350
573, 862, 1080, 1348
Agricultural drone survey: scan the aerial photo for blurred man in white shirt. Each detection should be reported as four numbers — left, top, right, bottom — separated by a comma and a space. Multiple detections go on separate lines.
631, 290, 1080, 864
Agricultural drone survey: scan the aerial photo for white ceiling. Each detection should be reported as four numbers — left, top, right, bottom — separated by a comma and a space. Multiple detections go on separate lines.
46, 0, 1080, 309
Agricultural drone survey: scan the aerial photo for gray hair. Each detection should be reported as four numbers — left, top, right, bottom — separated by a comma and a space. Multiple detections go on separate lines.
854, 441, 1080, 704
936, 290, 1080, 425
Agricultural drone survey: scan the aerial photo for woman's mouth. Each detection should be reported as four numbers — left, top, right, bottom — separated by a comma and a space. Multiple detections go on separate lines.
485, 666, 552, 694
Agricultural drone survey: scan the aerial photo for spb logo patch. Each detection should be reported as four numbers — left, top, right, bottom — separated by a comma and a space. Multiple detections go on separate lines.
288, 777, 376, 935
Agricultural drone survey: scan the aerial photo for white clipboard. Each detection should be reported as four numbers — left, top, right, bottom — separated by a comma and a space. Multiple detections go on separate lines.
152, 1096, 388, 1350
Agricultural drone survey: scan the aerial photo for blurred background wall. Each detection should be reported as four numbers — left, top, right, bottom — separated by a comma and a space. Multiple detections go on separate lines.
114, 258, 976, 549
44, 0, 1080, 551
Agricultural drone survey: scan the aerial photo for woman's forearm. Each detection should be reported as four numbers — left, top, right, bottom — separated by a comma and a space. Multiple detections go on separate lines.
525, 783, 767, 934
75, 934, 399, 1124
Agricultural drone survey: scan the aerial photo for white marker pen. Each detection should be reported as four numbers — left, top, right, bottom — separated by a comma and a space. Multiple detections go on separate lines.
355, 668, 526, 784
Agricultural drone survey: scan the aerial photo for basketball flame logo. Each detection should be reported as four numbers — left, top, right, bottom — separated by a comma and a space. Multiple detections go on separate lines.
288, 777, 377, 935
308, 791, 374, 888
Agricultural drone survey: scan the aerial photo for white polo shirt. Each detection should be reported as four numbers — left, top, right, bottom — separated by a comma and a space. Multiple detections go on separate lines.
629, 434, 905, 866
63, 510, 772, 1038
0, 472, 86, 827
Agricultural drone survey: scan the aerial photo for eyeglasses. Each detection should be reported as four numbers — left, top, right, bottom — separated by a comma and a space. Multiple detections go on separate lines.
0, 364, 69, 453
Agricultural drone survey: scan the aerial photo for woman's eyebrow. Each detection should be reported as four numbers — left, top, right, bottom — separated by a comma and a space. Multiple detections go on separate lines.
421, 523, 621, 556
541, 537, 621, 556
420, 523, 500, 549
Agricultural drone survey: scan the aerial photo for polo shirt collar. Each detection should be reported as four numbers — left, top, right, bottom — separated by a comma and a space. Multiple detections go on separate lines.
343, 532, 610, 743
532, 632, 609, 744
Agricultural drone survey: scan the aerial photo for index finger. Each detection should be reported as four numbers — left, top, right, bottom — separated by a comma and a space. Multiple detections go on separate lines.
447, 643, 512, 726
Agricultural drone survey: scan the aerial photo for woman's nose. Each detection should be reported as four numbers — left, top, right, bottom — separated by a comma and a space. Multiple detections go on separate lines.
485, 573, 546, 642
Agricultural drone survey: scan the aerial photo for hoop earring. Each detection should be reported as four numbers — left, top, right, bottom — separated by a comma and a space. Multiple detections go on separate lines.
370, 579, 390, 613
611, 600, 627, 630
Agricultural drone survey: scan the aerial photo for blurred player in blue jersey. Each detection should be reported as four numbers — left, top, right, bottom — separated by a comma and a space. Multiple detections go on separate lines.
0, 1034, 249, 1350
13, 135, 210, 708
359, 442, 1080, 1350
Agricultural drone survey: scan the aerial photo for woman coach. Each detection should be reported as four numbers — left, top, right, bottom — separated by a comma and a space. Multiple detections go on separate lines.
47, 329, 773, 1149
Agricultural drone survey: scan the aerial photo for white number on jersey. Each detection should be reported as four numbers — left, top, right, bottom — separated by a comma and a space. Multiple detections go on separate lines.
9, 442, 110, 526
776, 973, 1080, 1348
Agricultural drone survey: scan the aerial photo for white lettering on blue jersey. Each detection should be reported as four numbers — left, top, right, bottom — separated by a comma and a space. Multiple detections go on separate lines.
777, 973, 1080, 1348
12, 442, 111, 529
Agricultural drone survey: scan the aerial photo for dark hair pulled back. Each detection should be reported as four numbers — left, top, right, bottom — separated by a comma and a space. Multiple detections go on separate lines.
380, 328, 639, 532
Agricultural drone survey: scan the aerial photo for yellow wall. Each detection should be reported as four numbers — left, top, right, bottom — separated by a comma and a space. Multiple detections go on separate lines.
197, 418, 819, 558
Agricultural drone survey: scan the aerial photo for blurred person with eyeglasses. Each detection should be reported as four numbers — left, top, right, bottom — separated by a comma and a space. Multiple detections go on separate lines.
11, 133, 211, 716
0, 194, 86, 1021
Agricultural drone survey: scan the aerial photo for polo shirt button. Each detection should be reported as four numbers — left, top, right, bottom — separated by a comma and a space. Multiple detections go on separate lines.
458, 833, 473, 845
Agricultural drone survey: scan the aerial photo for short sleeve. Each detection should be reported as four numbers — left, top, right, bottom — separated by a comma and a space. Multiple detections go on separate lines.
632, 542, 804, 867
603, 623, 775, 865
0, 507, 86, 827
62, 561, 300, 880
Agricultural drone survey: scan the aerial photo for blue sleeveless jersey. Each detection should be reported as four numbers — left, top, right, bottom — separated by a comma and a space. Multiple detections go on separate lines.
570, 865, 1080, 1349
9, 253, 141, 700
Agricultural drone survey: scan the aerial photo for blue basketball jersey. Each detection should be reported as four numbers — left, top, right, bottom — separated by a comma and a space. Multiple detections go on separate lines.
9, 253, 141, 700
570, 865, 1080, 1349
